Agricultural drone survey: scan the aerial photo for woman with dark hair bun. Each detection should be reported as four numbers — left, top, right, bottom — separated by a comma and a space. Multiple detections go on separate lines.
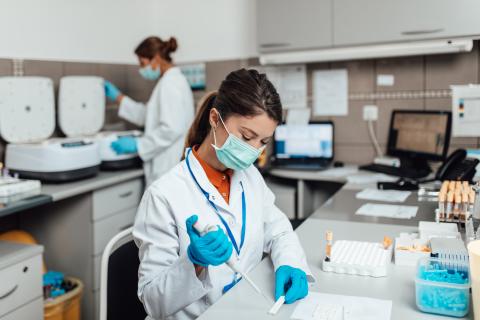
134, 68, 313, 320
104, 36, 194, 186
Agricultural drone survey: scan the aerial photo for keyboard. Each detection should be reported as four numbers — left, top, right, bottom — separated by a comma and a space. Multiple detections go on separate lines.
359, 163, 430, 179
273, 163, 329, 171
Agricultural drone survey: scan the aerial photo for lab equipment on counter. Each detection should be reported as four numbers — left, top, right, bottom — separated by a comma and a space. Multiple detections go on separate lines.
325, 231, 332, 262
467, 240, 480, 320
0, 165, 41, 201
394, 233, 431, 266
322, 238, 393, 277
0, 77, 101, 182
58, 76, 142, 171
436, 180, 477, 223
430, 237, 469, 261
192, 219, 269, 301
415, 257, 470, 317
418, 221, 460, 240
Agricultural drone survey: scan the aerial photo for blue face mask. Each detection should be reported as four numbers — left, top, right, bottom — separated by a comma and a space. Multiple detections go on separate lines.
211, 112, 265, 171
139, 64, 161, 81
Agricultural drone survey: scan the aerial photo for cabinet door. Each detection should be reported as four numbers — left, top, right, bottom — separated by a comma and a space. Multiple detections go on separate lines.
334, 0, 480, 46
257, 0, 333, 53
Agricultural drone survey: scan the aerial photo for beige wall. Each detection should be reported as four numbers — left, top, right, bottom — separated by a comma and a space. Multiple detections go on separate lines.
1, 43, 480, 165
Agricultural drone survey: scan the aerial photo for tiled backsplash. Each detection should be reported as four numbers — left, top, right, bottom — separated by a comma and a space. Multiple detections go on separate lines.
1, 42, 480, 165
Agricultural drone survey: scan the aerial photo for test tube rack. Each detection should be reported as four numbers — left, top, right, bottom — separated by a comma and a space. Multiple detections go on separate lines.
322, 240, 393, 277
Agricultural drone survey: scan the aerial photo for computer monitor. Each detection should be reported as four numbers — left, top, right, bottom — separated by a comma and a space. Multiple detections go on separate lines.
274, 122, 334, 161
387, 110, 452, 171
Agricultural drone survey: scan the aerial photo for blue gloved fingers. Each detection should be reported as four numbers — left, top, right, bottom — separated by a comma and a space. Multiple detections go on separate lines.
110, 141, 123, 155
284, 272, 304, 304
104, 80, 121, 101
285, 270, 308, 304
211, 237, 232, 257
210, 241, 233, 266
274, 269, 289, 301
185, 215, 199, 236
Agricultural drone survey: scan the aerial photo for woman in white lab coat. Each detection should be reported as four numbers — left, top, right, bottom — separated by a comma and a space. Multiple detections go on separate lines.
104, 36, 194, 186
133, 69, 313, 320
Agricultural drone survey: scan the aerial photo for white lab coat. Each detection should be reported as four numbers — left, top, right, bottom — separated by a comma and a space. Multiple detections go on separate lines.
119, 67, 194, 186
133, 148, 314, 320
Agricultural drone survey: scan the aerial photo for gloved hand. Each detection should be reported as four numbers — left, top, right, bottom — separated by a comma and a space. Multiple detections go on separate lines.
104, 80, 121, 101
111, 136, 138, 154
186, 215, 233, 267
275, 265, 308, 304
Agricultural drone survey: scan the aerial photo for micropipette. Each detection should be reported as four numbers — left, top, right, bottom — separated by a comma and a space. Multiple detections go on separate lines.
193, 220, 271, 302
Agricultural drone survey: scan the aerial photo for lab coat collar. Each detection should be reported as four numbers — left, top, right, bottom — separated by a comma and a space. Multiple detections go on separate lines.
184, 148, 245, 214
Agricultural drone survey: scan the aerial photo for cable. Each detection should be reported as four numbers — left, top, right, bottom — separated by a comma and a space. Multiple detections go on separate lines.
367, 120, 383, 157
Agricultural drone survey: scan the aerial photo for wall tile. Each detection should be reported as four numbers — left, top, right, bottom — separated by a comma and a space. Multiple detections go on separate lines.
0, 59, 11, 76
206, 59, 242, 91
426, 98, 478, 146
426, 43, 479, 90
330, 60, 375, 93
375, 56, 424, 92
335, 144, 376, 164
97, 64, 127, 92
63, 61, 99, 76
24, 60, 64, 89
331, 100, 373, 144
376, 99, 425, 144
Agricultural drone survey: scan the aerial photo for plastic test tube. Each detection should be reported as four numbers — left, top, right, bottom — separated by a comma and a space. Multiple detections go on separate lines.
454, 192, 462, 221
325, 231, 333, 262
446, 191, 454, 221
461, 192, 469, 222
470, 190, 477, 220
438, 191, 446, 221
449, 181, 456, 192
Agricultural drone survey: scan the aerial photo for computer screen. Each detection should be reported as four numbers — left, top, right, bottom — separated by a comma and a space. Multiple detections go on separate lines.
274, 122, 333, 159
387, 110, 451, 161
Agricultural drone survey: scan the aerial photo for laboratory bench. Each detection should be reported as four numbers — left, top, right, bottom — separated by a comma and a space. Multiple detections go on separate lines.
0, 168, 145, 320
198, 219, 472, 320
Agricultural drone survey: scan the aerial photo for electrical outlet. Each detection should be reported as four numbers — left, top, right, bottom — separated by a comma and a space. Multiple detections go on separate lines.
363, 105, 378, 121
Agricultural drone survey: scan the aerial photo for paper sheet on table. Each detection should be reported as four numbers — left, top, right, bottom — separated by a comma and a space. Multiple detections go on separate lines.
356, 188, 411, 203
290, 292, 392, 320
346, 173, 397, 185
286, 108, 310, 125
313, 69, 348, 116
355, 203, 418, 219
258, 64, 307, 109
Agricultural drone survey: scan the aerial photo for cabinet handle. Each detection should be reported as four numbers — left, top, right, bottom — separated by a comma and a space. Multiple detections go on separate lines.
260, 42, 291, 48
401, 28, 444, 36
0, 285, 18, 300
118, 191, 133, 198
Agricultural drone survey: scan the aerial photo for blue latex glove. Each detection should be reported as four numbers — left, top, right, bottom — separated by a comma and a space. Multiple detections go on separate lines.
186, 215, 233, 267
275, 265, 308, 304
104, 80, 121, 101
111, 136, 138, 155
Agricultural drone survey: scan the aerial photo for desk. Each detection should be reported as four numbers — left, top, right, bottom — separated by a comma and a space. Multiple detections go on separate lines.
312, 189, 437, 226
198, 219, 471, 320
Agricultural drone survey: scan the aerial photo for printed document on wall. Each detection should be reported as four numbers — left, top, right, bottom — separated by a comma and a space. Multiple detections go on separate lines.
313, 69, 348, 116
258, 65, 307, 109
451, 85, 480, 137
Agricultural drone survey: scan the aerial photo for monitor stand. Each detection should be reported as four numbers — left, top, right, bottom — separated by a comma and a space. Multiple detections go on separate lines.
398, 156, 432, 179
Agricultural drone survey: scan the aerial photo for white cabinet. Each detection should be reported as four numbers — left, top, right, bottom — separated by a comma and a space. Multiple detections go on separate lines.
334, 0, 480, 46
0, 242, 43, 320
257, 0, 333, 53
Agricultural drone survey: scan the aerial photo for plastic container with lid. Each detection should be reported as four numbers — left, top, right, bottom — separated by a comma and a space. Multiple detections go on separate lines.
415, 257, 470, 318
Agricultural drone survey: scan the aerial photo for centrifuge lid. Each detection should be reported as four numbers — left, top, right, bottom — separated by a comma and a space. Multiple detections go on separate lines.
0, 77, 55, 143
58, 76, 105, 137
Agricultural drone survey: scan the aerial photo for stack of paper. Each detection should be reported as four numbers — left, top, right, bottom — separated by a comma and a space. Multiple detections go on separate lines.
290, 292, 392, 320
356, 188, 411, 203
355, 203, 418, 219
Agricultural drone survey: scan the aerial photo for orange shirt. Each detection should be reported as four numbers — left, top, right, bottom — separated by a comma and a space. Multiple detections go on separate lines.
192, 146, 233, 204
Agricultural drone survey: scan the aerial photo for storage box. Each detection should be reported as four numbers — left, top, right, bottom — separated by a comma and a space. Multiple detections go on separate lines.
394, 234, 430, 266
415, 257, 470, 318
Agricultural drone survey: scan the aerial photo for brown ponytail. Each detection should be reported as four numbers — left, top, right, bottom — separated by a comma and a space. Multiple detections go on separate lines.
134, 36, 178, 62
184, 91, 217, 149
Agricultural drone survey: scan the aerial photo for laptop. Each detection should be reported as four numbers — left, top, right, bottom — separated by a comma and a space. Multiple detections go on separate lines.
272, 121, 334, 171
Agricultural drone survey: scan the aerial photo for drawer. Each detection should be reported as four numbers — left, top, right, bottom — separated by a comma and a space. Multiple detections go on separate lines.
92, 179, 143, 221
0, 255, 42, 317
2, 297, 43, 320
93, 208, 136, 255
